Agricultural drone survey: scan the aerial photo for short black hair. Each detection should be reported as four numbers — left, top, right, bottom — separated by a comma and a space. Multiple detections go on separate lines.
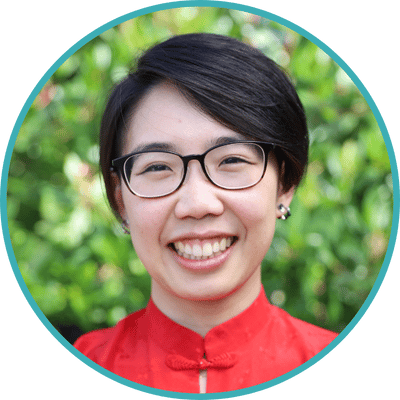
100, 33, 308, 219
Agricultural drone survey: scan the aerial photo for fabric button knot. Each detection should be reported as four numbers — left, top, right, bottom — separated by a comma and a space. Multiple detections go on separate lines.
166, 352, 237, 371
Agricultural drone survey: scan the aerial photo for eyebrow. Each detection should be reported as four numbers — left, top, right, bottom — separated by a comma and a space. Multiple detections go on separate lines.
211, 136, 246, 146
130, 142, 177, 154
129, 134, 247, 155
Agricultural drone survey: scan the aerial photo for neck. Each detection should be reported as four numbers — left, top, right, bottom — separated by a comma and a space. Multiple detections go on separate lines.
150, 267, 262, 337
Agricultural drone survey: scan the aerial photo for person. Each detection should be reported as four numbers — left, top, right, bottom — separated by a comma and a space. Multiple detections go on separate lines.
74, 33, 338, 393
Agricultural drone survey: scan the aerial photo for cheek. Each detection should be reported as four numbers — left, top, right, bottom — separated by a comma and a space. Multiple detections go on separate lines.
122, 192, 169, 249
234, 186, 278, 229
232, 185, 279, 260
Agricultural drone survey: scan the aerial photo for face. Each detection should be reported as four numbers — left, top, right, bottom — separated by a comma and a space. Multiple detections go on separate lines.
115, 83, 293, 303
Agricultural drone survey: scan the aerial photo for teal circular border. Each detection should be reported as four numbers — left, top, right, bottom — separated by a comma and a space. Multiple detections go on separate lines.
1, 1, 399, 398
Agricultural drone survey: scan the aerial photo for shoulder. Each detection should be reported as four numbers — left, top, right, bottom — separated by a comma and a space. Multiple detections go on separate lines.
74, 307, 147, 363
269, 305, 339, 355
73, 327, 112, 356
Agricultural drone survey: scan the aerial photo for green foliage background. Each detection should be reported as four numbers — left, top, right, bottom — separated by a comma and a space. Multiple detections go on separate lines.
7, 7, 393, 343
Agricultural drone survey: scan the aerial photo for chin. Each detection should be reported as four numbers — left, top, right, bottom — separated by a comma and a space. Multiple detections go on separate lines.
172, 281, 243, 302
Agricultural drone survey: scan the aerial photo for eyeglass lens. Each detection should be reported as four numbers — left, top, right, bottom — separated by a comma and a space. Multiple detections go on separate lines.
123, 143, 266, 198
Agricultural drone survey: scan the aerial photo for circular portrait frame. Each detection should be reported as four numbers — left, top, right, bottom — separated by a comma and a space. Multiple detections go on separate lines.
1, 1, 399, 399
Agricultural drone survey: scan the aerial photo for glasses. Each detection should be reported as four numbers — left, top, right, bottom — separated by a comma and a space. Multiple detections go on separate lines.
111, 141, 275, 198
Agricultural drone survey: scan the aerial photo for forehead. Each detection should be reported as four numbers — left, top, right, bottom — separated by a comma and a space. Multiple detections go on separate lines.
123, 83, 244, 154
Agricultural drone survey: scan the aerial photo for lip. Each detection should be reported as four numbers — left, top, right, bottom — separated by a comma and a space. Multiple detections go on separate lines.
168, 230, 237, 243
170, 240, 236, 271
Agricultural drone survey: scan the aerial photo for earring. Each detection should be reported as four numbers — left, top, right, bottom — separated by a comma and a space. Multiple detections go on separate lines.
278, 204, 291, 220
122, 220, 130, 234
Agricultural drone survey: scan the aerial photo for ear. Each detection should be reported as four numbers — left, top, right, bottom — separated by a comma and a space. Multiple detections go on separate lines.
276, 184, 295, 219
111, 171, 127, 222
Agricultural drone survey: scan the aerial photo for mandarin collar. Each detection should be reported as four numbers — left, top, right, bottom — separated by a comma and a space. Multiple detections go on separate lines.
145, 288, 272, 366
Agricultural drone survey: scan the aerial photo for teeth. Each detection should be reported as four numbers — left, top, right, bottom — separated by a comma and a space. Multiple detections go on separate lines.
212, 242, 220, 253
192, 244, 202, 257
184, 244, 192, 255
173, 237, 235, 260
202, 243, 213, 257
177, 242, 185, 253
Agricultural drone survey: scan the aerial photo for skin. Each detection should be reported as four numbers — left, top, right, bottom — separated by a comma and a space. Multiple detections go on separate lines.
113, 83, 294, 337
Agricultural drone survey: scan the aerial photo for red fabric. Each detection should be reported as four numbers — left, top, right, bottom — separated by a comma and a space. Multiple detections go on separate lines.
74, 289, 338, 393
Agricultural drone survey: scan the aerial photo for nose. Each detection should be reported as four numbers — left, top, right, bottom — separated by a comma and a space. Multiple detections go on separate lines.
174, 160, 224, 219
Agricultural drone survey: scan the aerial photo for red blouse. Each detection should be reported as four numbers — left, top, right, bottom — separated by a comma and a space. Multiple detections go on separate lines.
74, 289, 338, 393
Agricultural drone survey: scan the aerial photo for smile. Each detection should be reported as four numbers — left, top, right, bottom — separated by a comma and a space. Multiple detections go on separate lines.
171, 237, 237, 260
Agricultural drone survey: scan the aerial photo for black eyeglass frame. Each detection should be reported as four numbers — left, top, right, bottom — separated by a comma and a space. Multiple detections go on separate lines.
111, 141, 275, 198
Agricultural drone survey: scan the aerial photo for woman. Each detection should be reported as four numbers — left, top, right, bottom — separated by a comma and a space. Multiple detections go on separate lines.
74, 33, 338, 393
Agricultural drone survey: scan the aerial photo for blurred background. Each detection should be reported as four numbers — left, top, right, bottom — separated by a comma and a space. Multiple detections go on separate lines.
6, 7, 393, 344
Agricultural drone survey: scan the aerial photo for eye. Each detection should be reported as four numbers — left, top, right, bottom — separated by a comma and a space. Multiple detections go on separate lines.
141, 163, 172, 174
220, 156, 250, 165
